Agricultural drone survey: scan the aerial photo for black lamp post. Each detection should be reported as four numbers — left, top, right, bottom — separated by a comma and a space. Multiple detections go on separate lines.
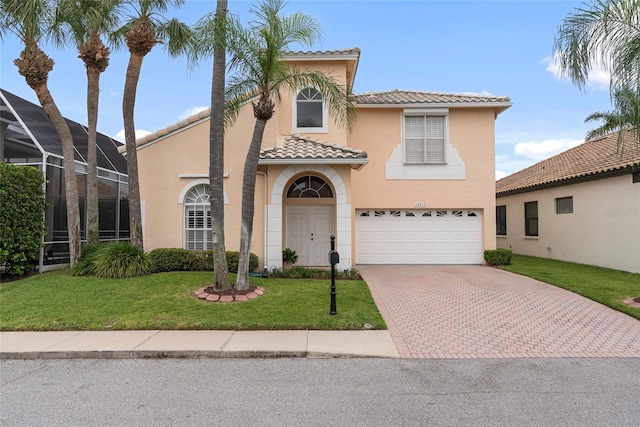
329, 235, 339, 315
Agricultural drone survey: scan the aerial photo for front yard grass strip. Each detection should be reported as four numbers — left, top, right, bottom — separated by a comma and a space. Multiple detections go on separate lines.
0, 270, 386, 331
501, 254, 640, 320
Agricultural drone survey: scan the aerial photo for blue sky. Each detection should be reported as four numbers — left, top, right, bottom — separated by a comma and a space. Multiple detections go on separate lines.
0, 0, 613, 179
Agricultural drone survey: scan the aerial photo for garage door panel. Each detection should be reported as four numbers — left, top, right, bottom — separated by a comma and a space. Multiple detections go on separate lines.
356, 209, 483, 264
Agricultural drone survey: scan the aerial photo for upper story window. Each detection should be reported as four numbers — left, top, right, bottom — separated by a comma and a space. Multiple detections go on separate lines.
404, 115, 446, 164
293, 87, 327, 133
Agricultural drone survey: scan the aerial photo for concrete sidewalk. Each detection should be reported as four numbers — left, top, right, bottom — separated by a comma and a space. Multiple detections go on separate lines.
0, 330, 400, 359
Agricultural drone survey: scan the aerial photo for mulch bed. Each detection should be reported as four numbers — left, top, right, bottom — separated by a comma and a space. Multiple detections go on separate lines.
195, 285, 265, 303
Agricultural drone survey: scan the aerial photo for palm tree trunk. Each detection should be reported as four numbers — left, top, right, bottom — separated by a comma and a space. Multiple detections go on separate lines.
236, 118, 267, 291
210, 0, 231, 291
35, 84, 82, 267
122, 52, 145, 249
86, 66, 100, 244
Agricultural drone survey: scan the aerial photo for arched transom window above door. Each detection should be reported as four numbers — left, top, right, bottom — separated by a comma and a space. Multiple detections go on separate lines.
294, 87, 327, 132
286, 176, 334, 199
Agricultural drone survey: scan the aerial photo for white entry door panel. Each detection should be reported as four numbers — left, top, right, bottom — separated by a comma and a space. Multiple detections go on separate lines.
356, 209, 482, 264
286, 205, 334, 266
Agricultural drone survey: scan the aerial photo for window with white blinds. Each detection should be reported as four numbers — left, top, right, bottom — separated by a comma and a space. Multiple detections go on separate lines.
404, 116, 445, 164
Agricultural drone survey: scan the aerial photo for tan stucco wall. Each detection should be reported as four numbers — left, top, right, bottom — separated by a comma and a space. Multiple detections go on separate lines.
348, 107, 498, 256
137, 101, 278, 264
496, 174, 640, 273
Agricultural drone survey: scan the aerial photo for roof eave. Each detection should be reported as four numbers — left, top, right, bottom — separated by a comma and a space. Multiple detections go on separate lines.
259, 158, 368, 168
357, 101, 513, 110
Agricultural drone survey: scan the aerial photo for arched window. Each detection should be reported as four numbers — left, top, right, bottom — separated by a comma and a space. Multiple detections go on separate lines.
286, 176, 334, 199
184, 184, 211, 250
296, 87, 323, 129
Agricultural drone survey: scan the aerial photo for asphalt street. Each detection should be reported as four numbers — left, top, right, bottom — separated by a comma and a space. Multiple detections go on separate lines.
1, 358, 638, 426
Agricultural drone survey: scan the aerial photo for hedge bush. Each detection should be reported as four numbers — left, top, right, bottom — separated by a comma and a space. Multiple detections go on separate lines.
484, 248, 513, 266
146, 248, 259, 273
72, 242, 152, 278
0, 163, 47, 277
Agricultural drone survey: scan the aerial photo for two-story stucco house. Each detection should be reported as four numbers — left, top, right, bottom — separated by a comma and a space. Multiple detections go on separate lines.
131, 48, 512, 270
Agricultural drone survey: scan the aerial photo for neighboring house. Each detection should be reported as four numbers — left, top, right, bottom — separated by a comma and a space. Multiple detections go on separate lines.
1, 89, 130, 270
496, 129, 640, 273
131, 48, 512, 270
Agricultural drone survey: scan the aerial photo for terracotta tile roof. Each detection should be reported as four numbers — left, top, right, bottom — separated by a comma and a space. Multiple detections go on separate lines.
260, 135, 368, 164
283, 48, 361, 57
355, 89, 511, 105
496, 129, 640, 196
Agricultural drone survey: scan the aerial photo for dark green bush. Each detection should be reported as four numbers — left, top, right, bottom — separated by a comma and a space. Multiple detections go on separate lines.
484, 249, 513, 266
0, 163, 47, 277
147, 248, 199, 272
147, 248, 259, 273
92, 242, 152, 278
71, 242, 104, 276
269, 266, 362, 280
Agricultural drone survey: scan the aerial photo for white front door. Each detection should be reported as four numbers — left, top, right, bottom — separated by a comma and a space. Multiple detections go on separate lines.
286, 205, 334, 266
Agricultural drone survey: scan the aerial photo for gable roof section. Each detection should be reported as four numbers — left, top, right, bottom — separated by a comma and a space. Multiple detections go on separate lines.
259, 135, 368, 169
496, 129, 640, 197
356, 89, 512, 114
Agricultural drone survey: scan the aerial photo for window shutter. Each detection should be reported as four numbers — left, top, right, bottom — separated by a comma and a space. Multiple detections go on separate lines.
405, 116, 425, 163
425, 117, 445, 163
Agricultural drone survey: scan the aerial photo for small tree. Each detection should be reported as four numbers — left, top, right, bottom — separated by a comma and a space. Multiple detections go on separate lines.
0, 163, 47, 277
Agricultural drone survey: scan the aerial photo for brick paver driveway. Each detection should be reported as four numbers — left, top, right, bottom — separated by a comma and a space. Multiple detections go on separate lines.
359, 265, 640, 359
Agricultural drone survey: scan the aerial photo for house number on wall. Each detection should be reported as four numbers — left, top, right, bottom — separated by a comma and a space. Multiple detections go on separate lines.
415, 202, 426, 208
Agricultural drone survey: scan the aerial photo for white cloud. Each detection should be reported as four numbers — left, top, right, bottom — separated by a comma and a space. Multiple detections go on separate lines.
113, 128, 152, 143
178, 106, 209, 120
495, 170, 507, 180
542, 53, 610, 91
513, 138, 584, 162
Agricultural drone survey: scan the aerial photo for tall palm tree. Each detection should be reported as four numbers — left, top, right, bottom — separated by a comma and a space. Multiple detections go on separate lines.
54, 0, 124, 245
189, 1, 232, 291
118, 0, 191, 249
0, 0, 82, 267
225, 0, 356, 290
554, 0, 640, 144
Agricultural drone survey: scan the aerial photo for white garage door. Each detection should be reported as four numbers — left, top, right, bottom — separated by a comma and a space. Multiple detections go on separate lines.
356, 209, 483, 264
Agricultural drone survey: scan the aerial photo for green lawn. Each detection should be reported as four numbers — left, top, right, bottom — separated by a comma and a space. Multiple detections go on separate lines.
501, 254, 640, 320
0, 270, 386, 331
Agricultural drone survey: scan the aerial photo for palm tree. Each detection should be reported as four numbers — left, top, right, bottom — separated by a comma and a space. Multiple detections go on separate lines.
554, 0, 640, 144
118, 0, 192, 249
54, 0, 124, 245
225, 0, 356, 290
0, 0, 82, 267
584, 87, 640, 144
190, 0, 232, 291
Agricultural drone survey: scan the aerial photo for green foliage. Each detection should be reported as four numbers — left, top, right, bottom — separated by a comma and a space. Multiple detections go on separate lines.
484, 249, 513, 266
71, 242, 104, 276
269, 266, 362, 280
282, 247, 298, 264
0, 163, 47, 277
92, 242, 152, 279
225, 251, 259, 273
146, 248, 259, 273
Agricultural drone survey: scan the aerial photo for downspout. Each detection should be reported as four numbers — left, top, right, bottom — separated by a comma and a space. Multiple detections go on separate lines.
256, 170, 268, 272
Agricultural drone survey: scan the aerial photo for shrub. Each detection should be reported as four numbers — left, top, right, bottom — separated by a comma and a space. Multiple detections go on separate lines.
71, 243, 104, 276
484, 249, 513, 266
147, 248, 199, 272
92, 242, 152, 278
269, 266, 362, 280
225, 251, 259, 273
0, 163, 47, 277
147, 248, 259, 273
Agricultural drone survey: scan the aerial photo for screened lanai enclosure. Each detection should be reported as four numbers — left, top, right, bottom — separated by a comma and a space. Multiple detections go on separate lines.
1, 89, 129, 270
